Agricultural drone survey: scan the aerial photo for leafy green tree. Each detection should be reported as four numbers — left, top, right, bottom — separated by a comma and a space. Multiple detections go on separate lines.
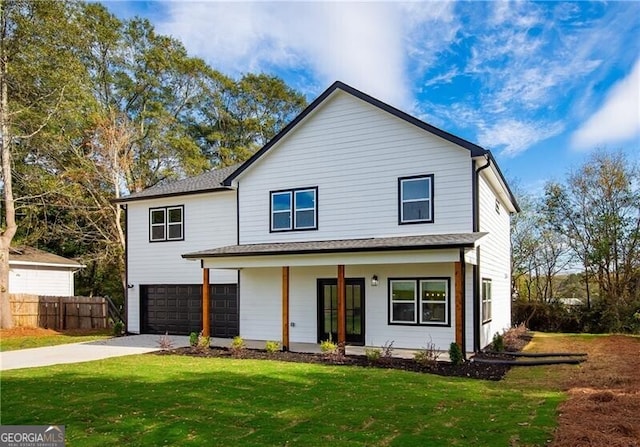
544, 151, 640, 331
1, 0, 92, 327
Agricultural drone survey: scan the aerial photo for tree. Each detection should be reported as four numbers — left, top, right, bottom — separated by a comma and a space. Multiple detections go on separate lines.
544, 151, 640, 331
7, 1, 308, 307
1, 0, 90, 327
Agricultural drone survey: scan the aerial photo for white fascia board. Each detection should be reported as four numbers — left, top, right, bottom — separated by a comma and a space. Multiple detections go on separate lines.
202, 248, 461, 269
9, 260, 86, 269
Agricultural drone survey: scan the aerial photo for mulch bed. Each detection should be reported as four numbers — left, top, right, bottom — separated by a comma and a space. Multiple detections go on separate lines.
156, 346, 514, 381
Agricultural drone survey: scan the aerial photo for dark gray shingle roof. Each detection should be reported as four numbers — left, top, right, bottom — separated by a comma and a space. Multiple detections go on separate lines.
183, 233, 487, 259
10, 246, 84, 268
116, 164, 239, 203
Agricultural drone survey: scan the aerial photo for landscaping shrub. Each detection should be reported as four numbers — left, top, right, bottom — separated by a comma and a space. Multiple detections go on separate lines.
364, 348, 381, 363
265, 340, 280, 354
111, 319, 124, 337
491, 332, 504, 352
157, 332, 174, 350
414, 338, 440, 366
448, 342, 464, 365
502, 324, 529, 351
230, 336, 247, 357
189, 332, 198, 347
197, 332, 210, 350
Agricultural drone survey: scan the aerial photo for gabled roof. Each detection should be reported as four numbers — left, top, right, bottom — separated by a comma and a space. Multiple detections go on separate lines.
9, 246, 84, 268
183, 233, 487, 259
115, 164, 239, 203
224, 81, 490, 186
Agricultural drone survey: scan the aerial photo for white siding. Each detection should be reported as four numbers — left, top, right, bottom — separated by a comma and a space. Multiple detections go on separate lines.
240, 263, 458, 351
238, 91, 473, 244
126, 191, 238, 333
9, 266, 75, 296
478, 173, 512, 348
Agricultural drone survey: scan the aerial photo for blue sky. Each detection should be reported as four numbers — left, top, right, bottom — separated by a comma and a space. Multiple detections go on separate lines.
100, 1, 640, 194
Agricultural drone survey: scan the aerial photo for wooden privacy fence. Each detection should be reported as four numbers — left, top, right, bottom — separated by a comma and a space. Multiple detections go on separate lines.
9, 294, 108, 330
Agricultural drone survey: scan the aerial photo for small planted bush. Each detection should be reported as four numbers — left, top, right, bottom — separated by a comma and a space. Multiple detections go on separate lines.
381, 340, 395, 363
364, 348, 381, 363
491, 332, 505, 352
448, 342, 464, 365
503, 323, 529, 351
189, 332, 198, 347
111, 319, 124, 337
320, 338, 337, 354
197, 331, 210, 350
230, 336, 247, 357
320, 337, 345, 363
157, 331, 174, 350
414, 337, 440, 367
265, 340, 280, 354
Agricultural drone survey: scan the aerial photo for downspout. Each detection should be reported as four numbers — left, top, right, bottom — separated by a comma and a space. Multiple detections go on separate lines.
473, 156, 491, 352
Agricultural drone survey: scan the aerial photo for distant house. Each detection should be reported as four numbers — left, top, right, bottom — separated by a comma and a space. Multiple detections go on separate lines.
117, 81, 519, 353
9, 247, 85, 296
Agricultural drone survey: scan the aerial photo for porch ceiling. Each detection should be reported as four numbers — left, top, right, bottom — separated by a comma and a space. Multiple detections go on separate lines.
183, 233, 485, 269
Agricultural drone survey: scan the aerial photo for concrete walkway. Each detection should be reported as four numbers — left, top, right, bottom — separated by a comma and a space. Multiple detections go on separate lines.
0, 334, 190, 371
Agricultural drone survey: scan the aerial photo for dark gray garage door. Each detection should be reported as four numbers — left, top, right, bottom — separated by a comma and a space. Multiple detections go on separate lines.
141, 284, 238, 337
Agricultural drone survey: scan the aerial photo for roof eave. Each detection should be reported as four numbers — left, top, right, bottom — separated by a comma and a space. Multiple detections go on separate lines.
182, 241, 478, 260
112, 186, 235, 204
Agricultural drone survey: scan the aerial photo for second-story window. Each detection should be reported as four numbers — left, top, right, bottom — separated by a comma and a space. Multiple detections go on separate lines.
271, 187, 318, 232
149, 205, 184, 242
399, 174, 434, 224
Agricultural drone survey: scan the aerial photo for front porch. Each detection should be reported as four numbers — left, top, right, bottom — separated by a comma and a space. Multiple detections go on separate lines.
183, 233, 486, 354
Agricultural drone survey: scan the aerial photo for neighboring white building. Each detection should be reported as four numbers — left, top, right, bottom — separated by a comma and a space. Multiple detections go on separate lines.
119, 81, 519, 353
9, 246, 84, 296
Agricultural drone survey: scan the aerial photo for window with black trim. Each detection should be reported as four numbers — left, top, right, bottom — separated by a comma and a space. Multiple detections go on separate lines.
389, 278, 449, 325
399, 174, 434, 224
149, 205, 184, 242
270, 187, 317, 232
482, 278, 492, 323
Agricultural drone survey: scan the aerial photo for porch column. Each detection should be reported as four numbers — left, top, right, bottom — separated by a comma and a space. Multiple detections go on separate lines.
454, 262, 463, 347
282, 266, 290, 351
337, 264, 346, 353
202, 268, 210, 337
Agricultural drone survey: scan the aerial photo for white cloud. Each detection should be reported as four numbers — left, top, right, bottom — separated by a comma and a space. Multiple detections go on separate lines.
157, 2, 414, 108
571, 58, 640, 150
478, 119, 564, 157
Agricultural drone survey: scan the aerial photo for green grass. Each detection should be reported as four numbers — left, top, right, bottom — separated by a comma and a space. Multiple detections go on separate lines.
0, 331, 111, 351
0, 355, 562, 446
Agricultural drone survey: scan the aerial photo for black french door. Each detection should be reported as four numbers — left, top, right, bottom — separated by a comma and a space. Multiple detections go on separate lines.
317, 278, 365, 345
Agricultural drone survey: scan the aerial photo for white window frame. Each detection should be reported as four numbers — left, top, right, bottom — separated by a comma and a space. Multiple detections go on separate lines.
419, 279, 449, 325
389, 280, 418, 324
271, 191, 293, 231
166, 206, 184, 241
399, 174, 434, 224
482, 278, 492, 323
149, 205, 183, 242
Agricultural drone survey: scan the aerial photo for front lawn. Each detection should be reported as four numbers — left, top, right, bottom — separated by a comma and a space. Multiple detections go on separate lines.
0, 328, 111, 351
0, 354, 561, 446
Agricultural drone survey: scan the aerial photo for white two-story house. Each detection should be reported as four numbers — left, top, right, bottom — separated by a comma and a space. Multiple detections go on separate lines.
119, 81, 519, 353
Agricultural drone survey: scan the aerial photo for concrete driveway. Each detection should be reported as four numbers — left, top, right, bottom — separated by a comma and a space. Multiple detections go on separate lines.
0, 334, 190, 371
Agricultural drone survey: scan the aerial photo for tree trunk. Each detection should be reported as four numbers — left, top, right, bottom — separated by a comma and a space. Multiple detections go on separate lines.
0, 3, 16, 328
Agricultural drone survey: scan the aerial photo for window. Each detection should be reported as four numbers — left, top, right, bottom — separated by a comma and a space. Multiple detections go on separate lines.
270, 187, 317, 232
482, 278, 492, 323
399, 174, 434, 224
149, 205, 184, 242
389, 278, 449, 325
495, 198, 501, 214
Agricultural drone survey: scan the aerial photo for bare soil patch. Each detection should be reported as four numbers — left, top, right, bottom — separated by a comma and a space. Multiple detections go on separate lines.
530, 334, 640, 447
